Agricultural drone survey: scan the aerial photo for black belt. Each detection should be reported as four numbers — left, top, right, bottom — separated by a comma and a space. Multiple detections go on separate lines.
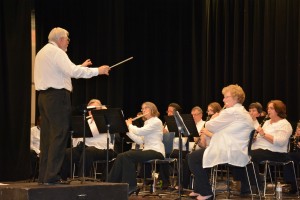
40, 88, 70, 93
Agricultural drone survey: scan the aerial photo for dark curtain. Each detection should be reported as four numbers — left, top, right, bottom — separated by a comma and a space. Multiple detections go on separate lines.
35, 0, 299, 122
0, 0, 299, 180
0, 0, 32, 180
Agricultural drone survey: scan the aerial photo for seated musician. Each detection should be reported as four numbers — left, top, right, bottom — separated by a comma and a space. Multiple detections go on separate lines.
60, 99, 116, 181
243, 100, 297, 194
188, 84, 254, 200
288, 121, 300, 176
180, 104, 221, 190
108, 101, 165, 196
248, 102, 264, 128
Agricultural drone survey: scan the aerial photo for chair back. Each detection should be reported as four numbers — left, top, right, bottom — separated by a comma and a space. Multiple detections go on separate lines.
163, 132, 175, 156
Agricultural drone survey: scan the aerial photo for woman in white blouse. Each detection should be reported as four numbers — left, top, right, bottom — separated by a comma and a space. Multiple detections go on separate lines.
249, 100, 296, 194
188, 84, 254, 200
108, 101, 165, 196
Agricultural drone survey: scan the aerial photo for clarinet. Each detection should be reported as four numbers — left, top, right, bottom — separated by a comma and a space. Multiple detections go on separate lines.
294, 136, 300, 152
254, 115, 269, 139
191, 115, 211, 151
291, 135, 300, 152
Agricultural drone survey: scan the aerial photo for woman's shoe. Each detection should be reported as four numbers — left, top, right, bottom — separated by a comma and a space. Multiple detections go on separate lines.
195, 195, 213, 200
189, 191, 200, 197
128, 186, 140, 196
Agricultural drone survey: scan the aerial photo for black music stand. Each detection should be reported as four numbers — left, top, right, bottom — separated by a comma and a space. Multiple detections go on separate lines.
70, 109, 103, 183
166, 112, 195, 200
91, 108, 129, 181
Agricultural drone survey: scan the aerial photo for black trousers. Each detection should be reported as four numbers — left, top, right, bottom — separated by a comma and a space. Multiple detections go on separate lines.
239, 149, 297, 191
170, 149, 190, 188
60, 143, 117, 180
188, 149, 213, 196
30, 150, 39, 179
38, 89, 71, 183
108, 150, 164, 187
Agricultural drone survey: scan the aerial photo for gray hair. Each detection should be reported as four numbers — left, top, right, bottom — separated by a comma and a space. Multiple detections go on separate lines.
48, 27, 69, 42
191, 106, 203, 114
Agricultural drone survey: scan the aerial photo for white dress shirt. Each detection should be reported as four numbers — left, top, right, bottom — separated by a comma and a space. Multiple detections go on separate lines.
72, 119, 113, 150
252, 119, 292, 153
30, 126, 40, 154
34, 42, 99, 92
127, 117, 165, 157
203, 103, 254, 168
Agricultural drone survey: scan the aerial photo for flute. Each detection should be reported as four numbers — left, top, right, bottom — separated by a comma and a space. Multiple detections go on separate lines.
132, 112, 148, 121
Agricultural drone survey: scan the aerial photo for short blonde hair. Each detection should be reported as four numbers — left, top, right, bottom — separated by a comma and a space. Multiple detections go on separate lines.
88, 99, 102, 106
222, 84, 245, 104
48, 27, 69, 42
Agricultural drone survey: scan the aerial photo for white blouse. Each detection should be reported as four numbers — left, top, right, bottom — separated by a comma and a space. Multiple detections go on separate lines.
251, 118, 292, 153
127, 117, 165, 157
72, 119, 114, 150
203, 103, 254, 168
30, 126, 40, 154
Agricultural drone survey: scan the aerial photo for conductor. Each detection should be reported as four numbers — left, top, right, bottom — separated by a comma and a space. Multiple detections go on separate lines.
34, 27, 110, 185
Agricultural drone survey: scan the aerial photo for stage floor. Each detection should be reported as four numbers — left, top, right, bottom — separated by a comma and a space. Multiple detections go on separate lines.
1, 180, 299, 200
0, 181, 128, 200
129, 181, 300, 200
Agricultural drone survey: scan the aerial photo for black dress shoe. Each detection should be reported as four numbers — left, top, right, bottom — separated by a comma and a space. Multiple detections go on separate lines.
128, 186, 140, 196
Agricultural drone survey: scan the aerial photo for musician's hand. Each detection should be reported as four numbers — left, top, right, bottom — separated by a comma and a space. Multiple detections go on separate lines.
256, 126, 265, 137
163, 128, 168, 133
211, 112, 219, 119
201, 128, 212, 137
126, 118, 133, 126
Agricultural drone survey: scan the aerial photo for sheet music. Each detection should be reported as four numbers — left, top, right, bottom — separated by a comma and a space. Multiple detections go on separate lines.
87, 118, 100, 137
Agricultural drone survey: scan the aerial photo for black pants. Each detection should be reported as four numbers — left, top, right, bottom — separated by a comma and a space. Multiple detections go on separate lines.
38, 89, 71, 183
240, 149, 297, 191
170, 149, 190, 188
108, 150, 164, 187
188, 149, 213, 196
60, 142, 117, 180
30, 150, 39, 179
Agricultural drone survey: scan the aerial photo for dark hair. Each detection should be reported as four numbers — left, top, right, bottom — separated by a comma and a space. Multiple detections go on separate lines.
268, 100, 287, 119
249, 102, 263, 114
168, 103, 182, 113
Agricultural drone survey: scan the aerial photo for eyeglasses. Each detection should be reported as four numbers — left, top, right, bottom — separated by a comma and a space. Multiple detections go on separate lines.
62, 37, 70, 42
141, 107, 149, 111
224, 96, 232, 99
192, 113, 201, 116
